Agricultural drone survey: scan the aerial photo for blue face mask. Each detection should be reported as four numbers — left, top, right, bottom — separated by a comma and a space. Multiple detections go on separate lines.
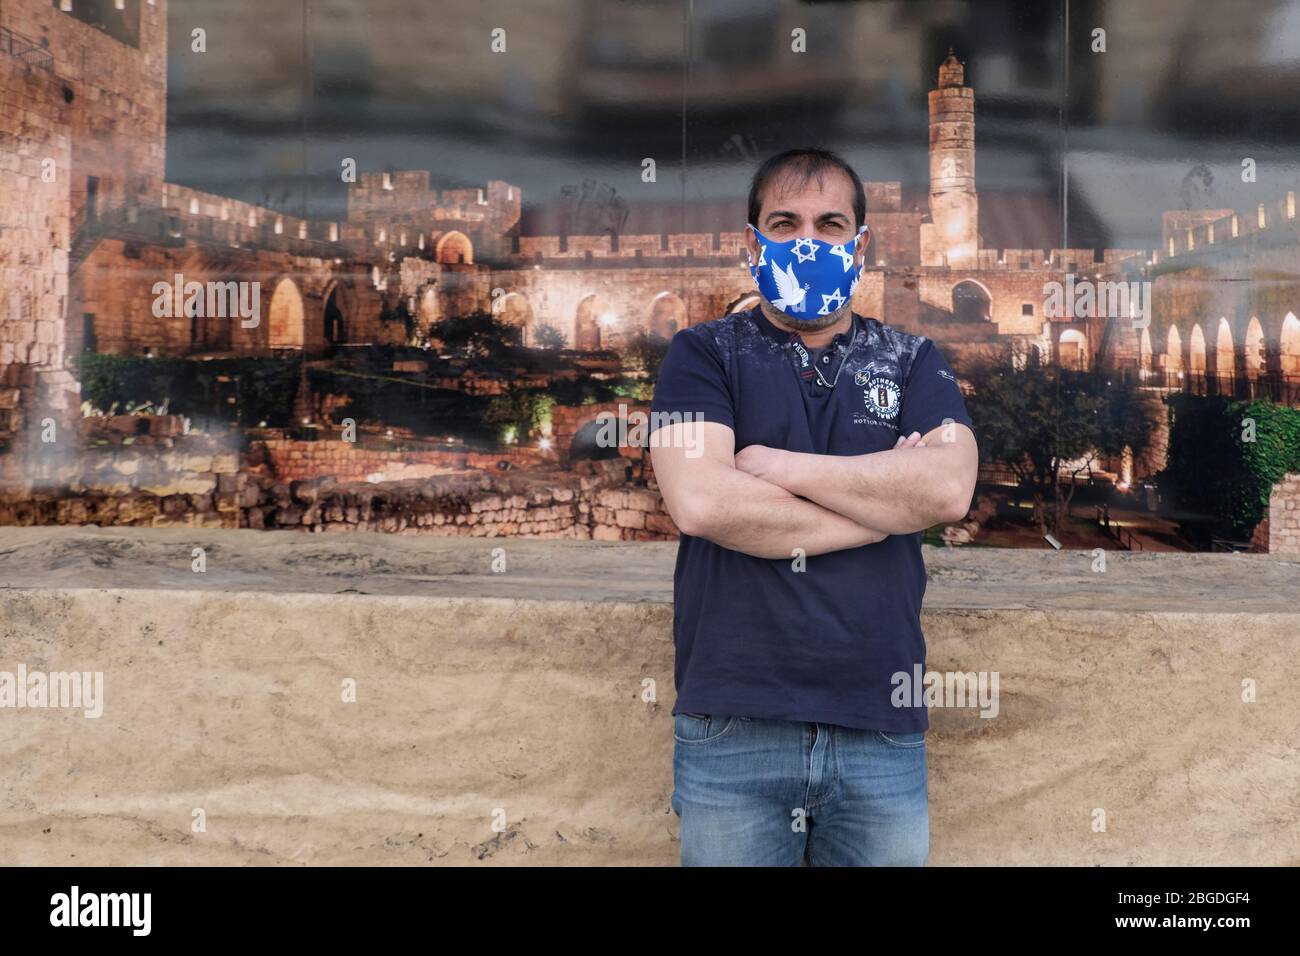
746, 222, 867, 318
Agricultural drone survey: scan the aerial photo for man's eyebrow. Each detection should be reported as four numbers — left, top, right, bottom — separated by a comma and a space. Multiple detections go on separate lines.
763, 210, 851, 224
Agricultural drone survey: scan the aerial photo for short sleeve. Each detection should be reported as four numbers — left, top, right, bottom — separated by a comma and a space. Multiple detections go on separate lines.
897, 339, 973, 439
650, 328, 735, 433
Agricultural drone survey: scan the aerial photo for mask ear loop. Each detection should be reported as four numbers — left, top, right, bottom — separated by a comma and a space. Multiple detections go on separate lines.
745, 223, 759, 264
854, 223, 869, 273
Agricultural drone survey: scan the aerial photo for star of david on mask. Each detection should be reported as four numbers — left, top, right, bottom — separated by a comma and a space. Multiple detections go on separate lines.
746, 222, 868, 318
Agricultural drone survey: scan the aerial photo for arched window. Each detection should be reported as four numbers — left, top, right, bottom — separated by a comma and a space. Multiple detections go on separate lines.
952, 281, 991, 322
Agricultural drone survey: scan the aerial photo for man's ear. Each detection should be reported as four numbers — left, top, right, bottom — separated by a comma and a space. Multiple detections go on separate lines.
856, 225, 872, 268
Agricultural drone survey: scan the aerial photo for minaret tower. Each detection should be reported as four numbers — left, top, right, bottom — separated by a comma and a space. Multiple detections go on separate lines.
921, 49, 979, 266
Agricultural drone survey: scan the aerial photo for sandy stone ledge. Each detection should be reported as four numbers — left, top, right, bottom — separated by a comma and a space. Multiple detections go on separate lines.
0, 527, 1296, 865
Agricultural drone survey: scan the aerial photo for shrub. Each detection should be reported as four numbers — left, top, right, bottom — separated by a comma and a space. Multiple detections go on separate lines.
80, 354, 300, 429
483, 389, 555, 444
1157, 393, 1300, 540
531, 323, 567, 349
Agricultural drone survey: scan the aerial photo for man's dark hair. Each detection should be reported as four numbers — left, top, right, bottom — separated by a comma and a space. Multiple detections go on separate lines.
746, 148, 867, 230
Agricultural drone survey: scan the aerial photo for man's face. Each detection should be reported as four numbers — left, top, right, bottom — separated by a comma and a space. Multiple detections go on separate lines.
746, 167, 869, 330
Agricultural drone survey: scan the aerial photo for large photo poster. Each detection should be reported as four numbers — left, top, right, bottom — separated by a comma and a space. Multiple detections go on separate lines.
0, 0, 1296, 904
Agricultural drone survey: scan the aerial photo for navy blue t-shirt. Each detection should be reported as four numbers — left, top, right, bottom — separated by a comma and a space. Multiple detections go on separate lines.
650, 307, 974, 733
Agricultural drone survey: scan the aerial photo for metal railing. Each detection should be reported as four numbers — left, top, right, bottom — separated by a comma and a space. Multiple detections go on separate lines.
1211, 537, 1259, 553
1095, 503, 1144, 551
1116, 366, 1300, 406
0, 26, 53, 72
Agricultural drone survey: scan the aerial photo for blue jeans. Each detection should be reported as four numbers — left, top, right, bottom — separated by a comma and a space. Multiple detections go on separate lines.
670, 712, 929, 866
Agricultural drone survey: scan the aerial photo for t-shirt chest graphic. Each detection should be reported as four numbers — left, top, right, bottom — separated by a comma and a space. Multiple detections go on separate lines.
733, 335, 905, 455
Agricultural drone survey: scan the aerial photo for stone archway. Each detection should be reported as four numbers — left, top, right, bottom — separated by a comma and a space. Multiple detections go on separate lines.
575, 293, 612, 351
1213, 317, 1235, 377
322, 280, 354, 346
268, 277, 305, 349
1188, 324, 1207, 373
418, 287, 441, 332
952, 280, 992, 323
1165, 325, 1183, 374
434, 230, 473, 264
1282, 312, 1300, 376
647, 292, 686, 340
495, 292, 534, 344
1058, 328, 1087, 370
1245, 317, 1266, 378
189, 274, 236, 353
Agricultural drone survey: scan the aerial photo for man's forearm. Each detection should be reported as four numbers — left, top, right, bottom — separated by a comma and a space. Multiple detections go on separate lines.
776, 445, 968, 535
665, 461, 887, 559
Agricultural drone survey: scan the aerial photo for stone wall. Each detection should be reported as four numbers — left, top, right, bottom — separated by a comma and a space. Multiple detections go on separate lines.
0, 47, 71, 371
249, 438, 547, 483
1151, 233, 1300, 380
73, 240, 405, 359
589, 483, 677, 541
918, 269, 1052, 338
4, 0, 169, 228
0, 425, 242, 528
0, 422, 678, 541
241, 458, 675, 540
1250, 471, 1300, 556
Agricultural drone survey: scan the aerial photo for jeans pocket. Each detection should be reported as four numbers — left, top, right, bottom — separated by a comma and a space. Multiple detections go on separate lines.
673, 712, 739, 745
874, 729, 926, 749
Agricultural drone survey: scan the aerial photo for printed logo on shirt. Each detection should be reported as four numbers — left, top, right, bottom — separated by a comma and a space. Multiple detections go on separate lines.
790, 340, 811, 368
937, 368, 956, 383
859, 374, 901, 421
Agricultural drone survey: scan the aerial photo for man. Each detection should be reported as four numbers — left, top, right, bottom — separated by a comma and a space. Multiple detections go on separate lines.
649, 147, 979, 867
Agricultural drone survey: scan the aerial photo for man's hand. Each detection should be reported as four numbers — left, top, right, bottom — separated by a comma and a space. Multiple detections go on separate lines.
732, 443, 786, 483
650, 421, 893, 559
735, 424, 977, 536
735, 430, 926, 483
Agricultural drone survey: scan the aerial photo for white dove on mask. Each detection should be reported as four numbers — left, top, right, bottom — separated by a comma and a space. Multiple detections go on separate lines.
747, 223, 867, 318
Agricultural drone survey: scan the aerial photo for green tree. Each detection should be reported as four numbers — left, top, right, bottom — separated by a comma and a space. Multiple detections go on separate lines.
959, 344, 1154, 533
429, 312, 522, 358
531, 323, 567, 350
620, 331, 670, 378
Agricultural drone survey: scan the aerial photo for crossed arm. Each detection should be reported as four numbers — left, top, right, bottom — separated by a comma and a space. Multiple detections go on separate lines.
650, 420, 978, 558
